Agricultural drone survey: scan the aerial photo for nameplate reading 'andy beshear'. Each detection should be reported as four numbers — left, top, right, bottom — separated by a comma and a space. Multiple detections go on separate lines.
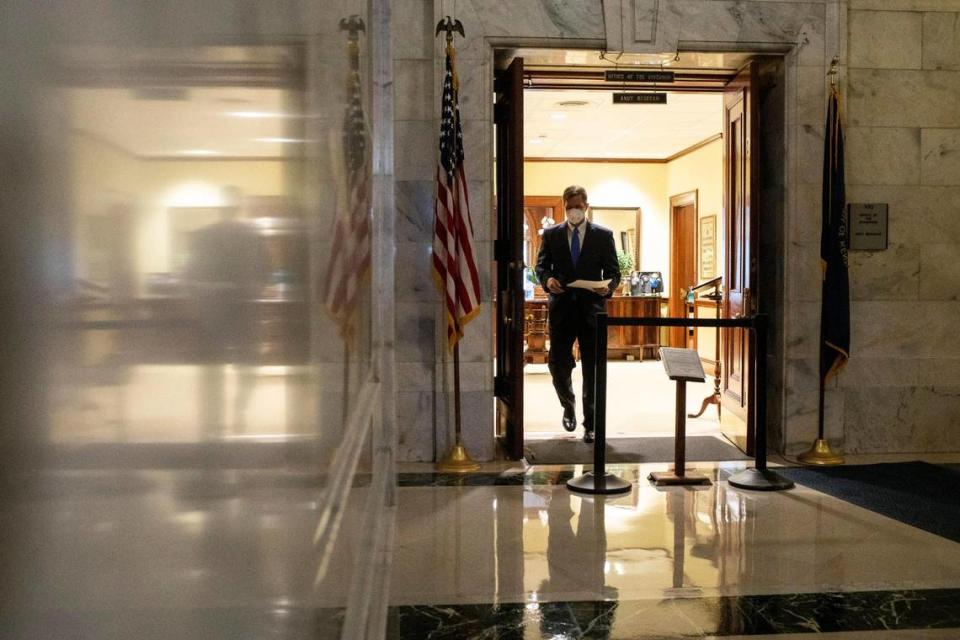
613, 92, 667, 104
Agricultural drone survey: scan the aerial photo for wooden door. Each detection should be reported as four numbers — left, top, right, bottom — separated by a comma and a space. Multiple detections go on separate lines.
668, 191, 697, 348
721, 60, 759, 454
523, 196, 563, 274
494, 57, 525, 459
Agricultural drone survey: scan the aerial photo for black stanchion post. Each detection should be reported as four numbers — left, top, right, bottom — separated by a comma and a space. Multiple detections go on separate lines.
675, 380, 686, 477
594, 311, 607, 477
567, 312, 631, 495
728, 314, 795, 491
755, 314, 768, 472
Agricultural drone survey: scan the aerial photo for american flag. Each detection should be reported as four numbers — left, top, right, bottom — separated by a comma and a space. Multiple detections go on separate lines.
433, 45, 482, 348
322, 53, 371, 336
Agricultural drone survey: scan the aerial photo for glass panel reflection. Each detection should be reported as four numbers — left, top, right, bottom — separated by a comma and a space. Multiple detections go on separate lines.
1, 3, 384, 634
55, 45, 315, 445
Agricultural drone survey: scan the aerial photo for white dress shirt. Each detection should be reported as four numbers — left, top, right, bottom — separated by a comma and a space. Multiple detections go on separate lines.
565, 219, 587, 253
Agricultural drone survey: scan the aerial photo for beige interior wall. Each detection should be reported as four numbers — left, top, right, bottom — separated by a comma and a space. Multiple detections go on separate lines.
665, 137, 724, 282
665, 137, 724, 363
524, 161, 670, 283
524, 139, 723, 294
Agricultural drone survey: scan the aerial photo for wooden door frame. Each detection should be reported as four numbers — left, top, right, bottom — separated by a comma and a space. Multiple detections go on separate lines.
493, 57, 525, 460
668, 190, 697, 348
720, 60, 760, 455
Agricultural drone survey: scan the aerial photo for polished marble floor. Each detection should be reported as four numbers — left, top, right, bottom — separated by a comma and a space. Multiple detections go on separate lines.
3, 458, 960, 639
389, 459, 960, 639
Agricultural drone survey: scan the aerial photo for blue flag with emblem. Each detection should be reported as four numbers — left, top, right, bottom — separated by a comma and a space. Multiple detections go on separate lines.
820, 86, 850, 381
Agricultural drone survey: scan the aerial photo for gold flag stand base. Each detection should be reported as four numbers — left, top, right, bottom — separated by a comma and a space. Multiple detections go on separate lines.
436, 442, 480, 473
797, 438, 845, 465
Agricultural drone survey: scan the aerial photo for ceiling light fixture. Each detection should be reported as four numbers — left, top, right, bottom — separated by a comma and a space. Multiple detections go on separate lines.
550, 113, 567, 120
228, 111, 287, 119
556, 100, 589, 108
255, 137, 302, 143
180, 149, 220, 156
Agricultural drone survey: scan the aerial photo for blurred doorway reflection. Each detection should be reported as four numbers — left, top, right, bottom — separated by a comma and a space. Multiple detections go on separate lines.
55, 45, 313, 448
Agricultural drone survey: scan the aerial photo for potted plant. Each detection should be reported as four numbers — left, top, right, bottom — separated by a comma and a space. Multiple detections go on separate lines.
616, 250, 634, 295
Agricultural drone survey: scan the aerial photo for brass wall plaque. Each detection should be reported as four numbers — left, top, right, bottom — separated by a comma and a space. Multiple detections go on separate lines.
849, 203, 888, 251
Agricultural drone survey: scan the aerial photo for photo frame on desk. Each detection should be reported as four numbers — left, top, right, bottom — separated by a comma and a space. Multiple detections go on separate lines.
699, 214, 717, 281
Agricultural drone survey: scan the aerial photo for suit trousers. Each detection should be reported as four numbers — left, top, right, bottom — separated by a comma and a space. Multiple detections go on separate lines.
547, 296, 602, 429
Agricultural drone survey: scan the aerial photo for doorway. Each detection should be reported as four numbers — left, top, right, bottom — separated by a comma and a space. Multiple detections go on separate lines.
669, 190, 697, 349
493, 50, 782, 462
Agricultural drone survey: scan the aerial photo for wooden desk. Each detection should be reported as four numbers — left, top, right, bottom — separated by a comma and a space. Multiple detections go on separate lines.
607, 295, 662, 360
523, 295, 664, 364
523, 299, 549, 364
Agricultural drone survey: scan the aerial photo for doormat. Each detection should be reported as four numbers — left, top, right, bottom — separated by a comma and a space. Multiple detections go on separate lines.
524, 435, 750, 465
778, 462, 960, 544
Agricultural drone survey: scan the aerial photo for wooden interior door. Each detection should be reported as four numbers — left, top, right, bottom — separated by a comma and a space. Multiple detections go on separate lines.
668, 191, 697, 348
494, 57, 525, 459
721, 60, 759, 455
523, 195, 564, 277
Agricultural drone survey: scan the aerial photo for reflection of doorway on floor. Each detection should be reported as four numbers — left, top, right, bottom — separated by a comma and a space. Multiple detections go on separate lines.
524, 360, 744, 440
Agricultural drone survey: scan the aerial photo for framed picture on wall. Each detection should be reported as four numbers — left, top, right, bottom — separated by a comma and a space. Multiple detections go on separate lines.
699, 215, 717, 280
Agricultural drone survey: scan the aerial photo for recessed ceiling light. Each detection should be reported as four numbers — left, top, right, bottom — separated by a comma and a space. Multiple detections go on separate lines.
180, 149, 220, 156
255, 137, 302, 143
556, 100, 589, 108
228, 111, 287, 119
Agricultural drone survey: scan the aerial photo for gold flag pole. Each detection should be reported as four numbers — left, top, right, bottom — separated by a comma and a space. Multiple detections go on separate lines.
435, 15, 478, 473
437, 339, 480, 472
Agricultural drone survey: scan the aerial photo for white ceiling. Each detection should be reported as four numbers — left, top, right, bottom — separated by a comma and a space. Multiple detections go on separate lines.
524, 89, 723, 160
71, 85, 722, 161
70, 87, 300, 158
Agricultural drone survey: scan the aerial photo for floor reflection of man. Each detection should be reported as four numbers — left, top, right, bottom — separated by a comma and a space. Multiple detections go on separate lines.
540, 491, 617, 638
184, 188, 269, 438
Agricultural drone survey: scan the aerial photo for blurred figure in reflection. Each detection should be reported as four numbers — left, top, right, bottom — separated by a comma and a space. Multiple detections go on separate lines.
184, 187, 269, 437
539, 491, 617, 637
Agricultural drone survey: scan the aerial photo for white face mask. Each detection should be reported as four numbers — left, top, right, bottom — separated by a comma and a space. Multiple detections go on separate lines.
566, 208, 585, 225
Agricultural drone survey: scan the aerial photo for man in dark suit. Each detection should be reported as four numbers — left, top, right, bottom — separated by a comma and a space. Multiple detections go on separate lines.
535, 185, 620, 443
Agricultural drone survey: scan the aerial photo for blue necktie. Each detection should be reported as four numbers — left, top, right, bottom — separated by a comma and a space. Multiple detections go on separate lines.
571, 227, 581, 267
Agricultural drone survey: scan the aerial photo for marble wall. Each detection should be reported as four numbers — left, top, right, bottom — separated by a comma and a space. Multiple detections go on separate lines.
842, 0, 960, 453
391, 0, 958, 460
392, 0, 607, 461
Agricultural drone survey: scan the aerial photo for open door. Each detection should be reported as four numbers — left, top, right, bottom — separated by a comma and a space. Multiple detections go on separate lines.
494, 57, 524, 459
668, 191, 698, 348
721, 60, 759, 455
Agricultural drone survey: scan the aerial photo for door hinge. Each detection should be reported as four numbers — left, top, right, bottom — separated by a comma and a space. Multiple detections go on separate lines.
494, 100, 506, 124
494, 238, 506, 261
494, 375, 506, 397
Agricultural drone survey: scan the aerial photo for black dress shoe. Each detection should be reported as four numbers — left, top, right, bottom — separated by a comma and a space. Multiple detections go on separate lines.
562, 409, 576, 432
583, 429, 595, 444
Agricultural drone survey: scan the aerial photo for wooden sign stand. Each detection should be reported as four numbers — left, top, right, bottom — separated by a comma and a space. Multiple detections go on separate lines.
648, 347, 712, 486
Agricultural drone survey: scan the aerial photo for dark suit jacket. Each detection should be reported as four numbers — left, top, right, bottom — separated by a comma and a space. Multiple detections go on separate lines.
535, 221, 621, 323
